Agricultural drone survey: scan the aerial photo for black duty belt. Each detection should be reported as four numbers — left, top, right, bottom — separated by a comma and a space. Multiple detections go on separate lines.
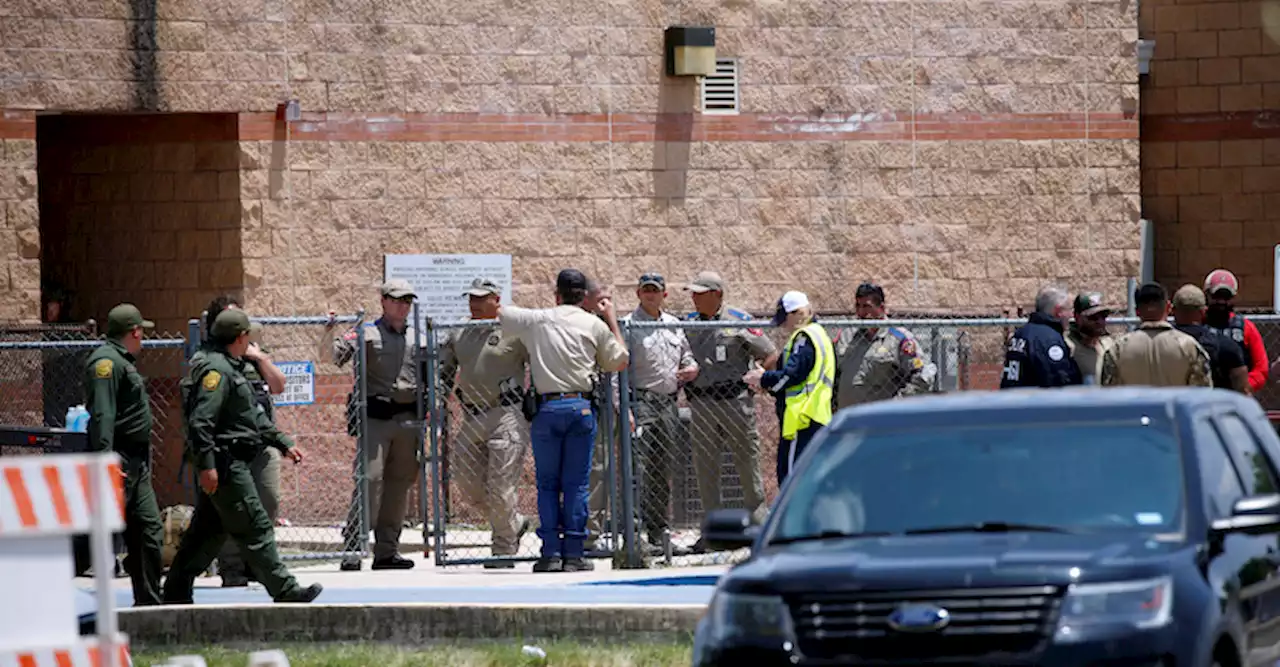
368, 396, 416, 420
685, 382, 748, 399
540, 392, 587, 401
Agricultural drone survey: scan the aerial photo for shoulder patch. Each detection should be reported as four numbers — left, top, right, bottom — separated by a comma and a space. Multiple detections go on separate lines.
487, 333, 500, 346
94, 358, 113, 379
886, 327, 908, 341
202, 370, 222, 391
899, 337, 917, 357
726, 308, 751, 321
684, 312, 697, 320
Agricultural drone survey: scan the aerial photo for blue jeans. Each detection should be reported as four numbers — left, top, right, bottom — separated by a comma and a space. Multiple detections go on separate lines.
530, 397, 597, 559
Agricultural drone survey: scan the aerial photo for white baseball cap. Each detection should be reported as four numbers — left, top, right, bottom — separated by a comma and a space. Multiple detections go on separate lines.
771, 290, 810, 324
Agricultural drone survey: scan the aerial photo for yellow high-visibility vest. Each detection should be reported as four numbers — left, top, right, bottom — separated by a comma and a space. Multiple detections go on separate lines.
781, 321, 835, 440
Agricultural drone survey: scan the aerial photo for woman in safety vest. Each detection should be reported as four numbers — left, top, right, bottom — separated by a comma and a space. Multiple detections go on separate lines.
744, 291, 836, 485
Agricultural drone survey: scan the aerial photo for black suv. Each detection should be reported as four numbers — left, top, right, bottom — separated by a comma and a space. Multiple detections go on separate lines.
694, 387, 1280, 667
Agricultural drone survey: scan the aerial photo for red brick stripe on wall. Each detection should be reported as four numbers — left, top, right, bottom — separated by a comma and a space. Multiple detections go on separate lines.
0, 110, 35, 140
237, 111, 1137, 143
1143, 110, 1280, 142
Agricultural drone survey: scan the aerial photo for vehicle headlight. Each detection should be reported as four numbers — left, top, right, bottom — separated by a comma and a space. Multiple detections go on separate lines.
706, 591, 796, 647
1054, 576, 1173, 643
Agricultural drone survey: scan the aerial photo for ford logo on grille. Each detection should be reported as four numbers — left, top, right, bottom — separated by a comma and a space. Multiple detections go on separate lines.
887, 603, 951, 633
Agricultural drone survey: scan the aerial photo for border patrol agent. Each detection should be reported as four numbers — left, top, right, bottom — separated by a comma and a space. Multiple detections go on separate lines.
833, 283, 935, 408
321, 279, 423, 571
163, 309, 322, 604
999, 285, 1083, 389
84, 303, 163, 606
498, 269, 629, 573
198, 297, 300, 587
439, 277, 532, 567
745, 291, 835, 484
1102, 282, 1212, 388
683, 271, 776, 527
1064, 292, 1117, 385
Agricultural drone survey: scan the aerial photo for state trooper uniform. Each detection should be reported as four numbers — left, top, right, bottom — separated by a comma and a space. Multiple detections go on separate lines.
439, 278, 532, 568
320, 279, 423, 571
832, 325, 936, 409
683, 271, 774, 524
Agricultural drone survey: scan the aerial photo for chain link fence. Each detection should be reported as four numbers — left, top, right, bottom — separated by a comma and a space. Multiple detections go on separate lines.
0, 322, 189, 506
3, 308, 1278, 575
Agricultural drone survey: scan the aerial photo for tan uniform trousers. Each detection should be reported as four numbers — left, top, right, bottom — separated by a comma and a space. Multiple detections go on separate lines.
343, 413, 420, 560
454, 404, 528, 555
690, 392, 767, 523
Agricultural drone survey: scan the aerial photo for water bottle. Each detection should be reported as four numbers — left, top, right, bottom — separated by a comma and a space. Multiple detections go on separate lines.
64, 406, 77, 430
70, 405, 89, 432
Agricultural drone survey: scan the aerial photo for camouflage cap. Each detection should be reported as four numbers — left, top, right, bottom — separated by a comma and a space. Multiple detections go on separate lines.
1072, 292, 1111, 317
211, 308, 252, 339
1172, 283, 1207, 309
463, 277, 501, 297
106, 304, 154, 337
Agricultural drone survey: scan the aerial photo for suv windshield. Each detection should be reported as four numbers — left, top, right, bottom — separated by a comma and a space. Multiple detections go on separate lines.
769, 421, 1186, 544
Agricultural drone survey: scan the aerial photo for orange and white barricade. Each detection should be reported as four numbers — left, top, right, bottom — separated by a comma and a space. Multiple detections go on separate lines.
0, 452, 130, 667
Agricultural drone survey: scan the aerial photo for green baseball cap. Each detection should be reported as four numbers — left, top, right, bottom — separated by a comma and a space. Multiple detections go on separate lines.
211, 308, 252, 339
106, 304, 154, 337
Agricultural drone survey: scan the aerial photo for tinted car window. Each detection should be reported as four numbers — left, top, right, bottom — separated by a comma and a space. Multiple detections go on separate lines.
770, 422, 1185, 542
1217, 413, 1279, 496
1193, 418, 1245, 519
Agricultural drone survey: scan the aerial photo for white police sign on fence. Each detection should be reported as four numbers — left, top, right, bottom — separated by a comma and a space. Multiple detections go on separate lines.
275, 362, 315, 406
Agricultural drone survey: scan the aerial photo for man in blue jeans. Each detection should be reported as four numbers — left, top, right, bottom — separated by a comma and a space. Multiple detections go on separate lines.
497, 269, 629, 572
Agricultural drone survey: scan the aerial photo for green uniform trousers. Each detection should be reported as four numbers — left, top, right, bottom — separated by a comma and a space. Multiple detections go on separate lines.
163, 456, 301, 602
122, 461, 163, 606
215, 446, 281, 580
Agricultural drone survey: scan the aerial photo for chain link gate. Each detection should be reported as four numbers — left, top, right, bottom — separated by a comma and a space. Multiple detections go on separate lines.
189, 311, 373, 565
421, 315, 624, 567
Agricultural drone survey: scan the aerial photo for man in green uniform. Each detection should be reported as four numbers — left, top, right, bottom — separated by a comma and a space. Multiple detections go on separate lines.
84, 303, 163, 606
197, 297, 298, 588
162, 309, 321, 604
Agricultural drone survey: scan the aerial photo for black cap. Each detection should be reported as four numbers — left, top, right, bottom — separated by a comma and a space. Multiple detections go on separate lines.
1072, 292, 1110, 316
556, 268, 589, 292
1133, 282, 1168, 308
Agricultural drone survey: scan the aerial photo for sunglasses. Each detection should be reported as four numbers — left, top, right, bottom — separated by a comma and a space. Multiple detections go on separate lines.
388, 296, 414, 304
639, 273, 665, 285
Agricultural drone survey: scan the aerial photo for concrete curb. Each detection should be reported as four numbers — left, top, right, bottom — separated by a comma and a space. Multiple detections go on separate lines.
120, 603, 704, 646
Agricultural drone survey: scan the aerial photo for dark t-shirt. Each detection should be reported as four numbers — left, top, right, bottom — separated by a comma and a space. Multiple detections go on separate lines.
1176, 324, 1246, 391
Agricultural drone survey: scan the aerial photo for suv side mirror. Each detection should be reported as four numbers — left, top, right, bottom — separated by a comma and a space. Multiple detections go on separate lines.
1211, 494, 1280, 536
702, 509, 759, 551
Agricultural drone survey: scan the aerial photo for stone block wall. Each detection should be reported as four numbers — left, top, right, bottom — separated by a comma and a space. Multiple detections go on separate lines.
1141, 0, 1280, 304
37, 114, 246, 333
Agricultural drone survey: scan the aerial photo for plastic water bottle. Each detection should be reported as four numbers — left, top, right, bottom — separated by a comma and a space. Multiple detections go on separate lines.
66, 405, 89, 432
64, 406, 77, 430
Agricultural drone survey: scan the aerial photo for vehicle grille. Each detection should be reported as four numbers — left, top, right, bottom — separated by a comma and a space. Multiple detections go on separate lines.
788, 585, 1063, 662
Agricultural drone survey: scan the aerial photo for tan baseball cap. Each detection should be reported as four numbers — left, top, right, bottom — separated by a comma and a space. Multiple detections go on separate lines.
381, 279, 416, 299
1172, 283, 1207, 309
684, 271, 724, 294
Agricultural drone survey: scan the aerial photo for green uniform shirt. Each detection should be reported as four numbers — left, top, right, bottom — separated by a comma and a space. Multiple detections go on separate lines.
84, 339, 153, 460
184, 347, 294, 472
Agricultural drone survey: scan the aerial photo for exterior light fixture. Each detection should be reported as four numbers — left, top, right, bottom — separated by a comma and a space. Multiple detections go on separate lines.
665, 26, 717, 77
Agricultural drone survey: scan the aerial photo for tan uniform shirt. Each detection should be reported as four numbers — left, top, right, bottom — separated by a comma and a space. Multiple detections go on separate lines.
439, 322, 530, 406
1065, 329, 1116, 386
324, 318, 420, 403
622, 308, 696, 396
833, 326, 935, 409
685, 305, 776, 388
1100, 321, 1212, 388
500, 304, 629, 393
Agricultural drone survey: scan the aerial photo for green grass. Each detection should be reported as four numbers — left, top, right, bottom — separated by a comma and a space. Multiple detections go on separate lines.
131, 640, 693, 666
